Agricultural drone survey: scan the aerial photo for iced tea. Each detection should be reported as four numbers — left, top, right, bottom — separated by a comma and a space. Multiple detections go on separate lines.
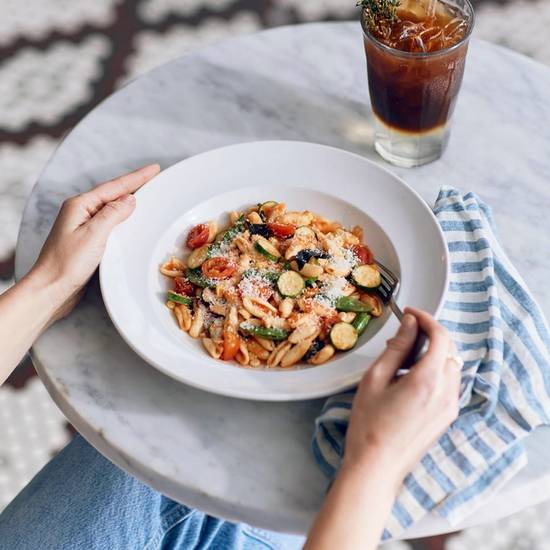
361, 0, 474, 167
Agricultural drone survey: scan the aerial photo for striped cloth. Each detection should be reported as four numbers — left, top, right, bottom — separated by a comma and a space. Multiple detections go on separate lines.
312, 187, 550, 539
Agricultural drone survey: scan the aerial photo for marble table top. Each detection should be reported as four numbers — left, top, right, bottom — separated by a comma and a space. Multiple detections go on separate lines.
16, 22, 550, 538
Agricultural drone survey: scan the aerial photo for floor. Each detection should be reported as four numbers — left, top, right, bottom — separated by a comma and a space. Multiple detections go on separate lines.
2, 0, 550, 547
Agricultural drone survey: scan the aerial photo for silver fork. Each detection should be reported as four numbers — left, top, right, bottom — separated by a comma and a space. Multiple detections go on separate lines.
375, 260, 428, 371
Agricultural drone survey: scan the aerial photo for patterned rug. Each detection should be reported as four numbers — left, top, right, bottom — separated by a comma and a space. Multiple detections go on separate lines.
2, 1, 550, 547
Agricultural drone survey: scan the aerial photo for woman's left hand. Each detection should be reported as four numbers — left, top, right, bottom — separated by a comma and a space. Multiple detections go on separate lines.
31, 163, 160, 320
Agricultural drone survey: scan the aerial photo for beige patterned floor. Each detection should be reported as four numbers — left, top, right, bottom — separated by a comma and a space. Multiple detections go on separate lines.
1, 1, 550, 547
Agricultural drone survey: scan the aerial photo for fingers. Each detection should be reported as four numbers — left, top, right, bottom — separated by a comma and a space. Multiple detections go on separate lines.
88, 163, 160, 207
444, 339, 463, 397
86, 194, 137, 241
404, 309, 461, 419
57, 164, 160, 229
364, 313, 418, 390
76, 164, 160, 219
405, 307, 452, 373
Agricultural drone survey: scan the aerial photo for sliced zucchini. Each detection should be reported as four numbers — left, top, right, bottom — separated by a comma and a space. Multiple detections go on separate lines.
294, 226, 316, 240
352, 312, 371, 336
187, 244, 210, 269
259, 201, 278, 220
186, 268, 214, 288
330, 322, 358, 351
239, 323, 289, 341
352, 264, 381, 289
335, 296, 371, 313
277, 270, 305, 297
254, 236, 281, 261
167, 291, 193, 307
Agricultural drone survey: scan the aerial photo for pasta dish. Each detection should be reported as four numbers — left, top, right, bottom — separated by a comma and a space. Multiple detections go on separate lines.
160, 201, 384, 368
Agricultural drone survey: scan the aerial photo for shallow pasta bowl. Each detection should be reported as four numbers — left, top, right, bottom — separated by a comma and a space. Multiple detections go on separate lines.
100, 141, 448, 401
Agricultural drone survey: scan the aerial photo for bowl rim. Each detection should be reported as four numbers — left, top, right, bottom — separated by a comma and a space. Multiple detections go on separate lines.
100, 140, 450, 400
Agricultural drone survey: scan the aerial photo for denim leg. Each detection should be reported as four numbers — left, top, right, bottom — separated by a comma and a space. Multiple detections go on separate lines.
0, 436, 304, 550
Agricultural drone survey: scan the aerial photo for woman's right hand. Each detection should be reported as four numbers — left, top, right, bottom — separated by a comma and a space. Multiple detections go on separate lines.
342, 308, 461, 486
305, 309, 461, 550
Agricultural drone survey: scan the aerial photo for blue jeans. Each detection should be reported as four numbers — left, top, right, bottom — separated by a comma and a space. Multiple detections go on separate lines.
0, 435, 304, 549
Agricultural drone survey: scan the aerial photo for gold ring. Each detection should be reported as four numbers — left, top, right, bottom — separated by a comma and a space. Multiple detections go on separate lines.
447, 354, 464, 369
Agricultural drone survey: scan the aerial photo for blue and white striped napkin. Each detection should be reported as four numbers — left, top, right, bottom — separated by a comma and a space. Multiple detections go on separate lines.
313, 187, 550, 539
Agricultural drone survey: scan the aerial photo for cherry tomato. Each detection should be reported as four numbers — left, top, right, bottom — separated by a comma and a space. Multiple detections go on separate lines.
222, 330, 240, 361
351, 244, 374, 265
267, 223, 295, 239
186, 223, 210, 250
173, 277, 194, 296
201, 257, 236, 279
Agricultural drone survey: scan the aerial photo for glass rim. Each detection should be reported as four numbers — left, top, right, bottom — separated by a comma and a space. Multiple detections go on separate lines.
361, 0, 475, 59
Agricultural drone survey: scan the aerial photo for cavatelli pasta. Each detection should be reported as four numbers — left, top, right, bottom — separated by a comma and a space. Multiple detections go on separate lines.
159, 201, 384, 368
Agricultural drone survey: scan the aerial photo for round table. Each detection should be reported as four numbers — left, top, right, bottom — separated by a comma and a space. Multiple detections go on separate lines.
16, 22, 550, 539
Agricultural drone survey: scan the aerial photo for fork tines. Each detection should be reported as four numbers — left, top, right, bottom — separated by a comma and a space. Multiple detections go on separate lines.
374, 260, 398, 305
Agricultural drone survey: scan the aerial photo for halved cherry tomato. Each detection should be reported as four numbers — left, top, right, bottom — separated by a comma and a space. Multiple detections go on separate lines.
173, 276, 194, 296
267, 223, 295, 239
222, 330, 240, 361
351, 244, 374, 265
186, 223, 210, 250
201, 257, 236, 279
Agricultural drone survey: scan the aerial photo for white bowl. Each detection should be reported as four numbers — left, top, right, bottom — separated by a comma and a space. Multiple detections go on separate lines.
100, 141, 448, 401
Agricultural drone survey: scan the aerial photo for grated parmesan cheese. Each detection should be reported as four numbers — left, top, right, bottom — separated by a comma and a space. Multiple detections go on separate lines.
327, 247, 358, 274
208, 239, 233, 259
238, 271, 274, 300
314, 276, 349, 308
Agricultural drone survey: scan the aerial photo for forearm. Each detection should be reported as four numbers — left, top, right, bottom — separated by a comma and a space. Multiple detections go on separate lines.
304, 451, 401, 550
0, 270, 59, 385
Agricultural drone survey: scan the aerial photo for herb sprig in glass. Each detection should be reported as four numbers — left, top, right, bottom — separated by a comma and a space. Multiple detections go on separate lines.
357, 0, 401, 34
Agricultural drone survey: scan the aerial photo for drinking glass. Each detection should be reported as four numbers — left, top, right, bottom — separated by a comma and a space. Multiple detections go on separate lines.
362, 0, 475, 167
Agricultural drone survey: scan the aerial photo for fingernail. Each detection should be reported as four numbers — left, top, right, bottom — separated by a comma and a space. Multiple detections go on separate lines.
120, 194, 135, 204
141, 163, 160, 176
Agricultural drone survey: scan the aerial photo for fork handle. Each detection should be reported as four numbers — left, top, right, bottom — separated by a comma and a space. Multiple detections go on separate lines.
390, 298, 428, 370
389, 299, 404, 321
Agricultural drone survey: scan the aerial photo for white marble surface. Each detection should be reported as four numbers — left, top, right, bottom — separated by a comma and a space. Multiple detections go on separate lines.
15, 23, 550, 537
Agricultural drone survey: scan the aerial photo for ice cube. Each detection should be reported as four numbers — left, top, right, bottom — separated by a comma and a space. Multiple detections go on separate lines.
397, 0, 429, 22
419, 26, 444, 51
443, 17, 468, 45
433, 0, 453, 19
